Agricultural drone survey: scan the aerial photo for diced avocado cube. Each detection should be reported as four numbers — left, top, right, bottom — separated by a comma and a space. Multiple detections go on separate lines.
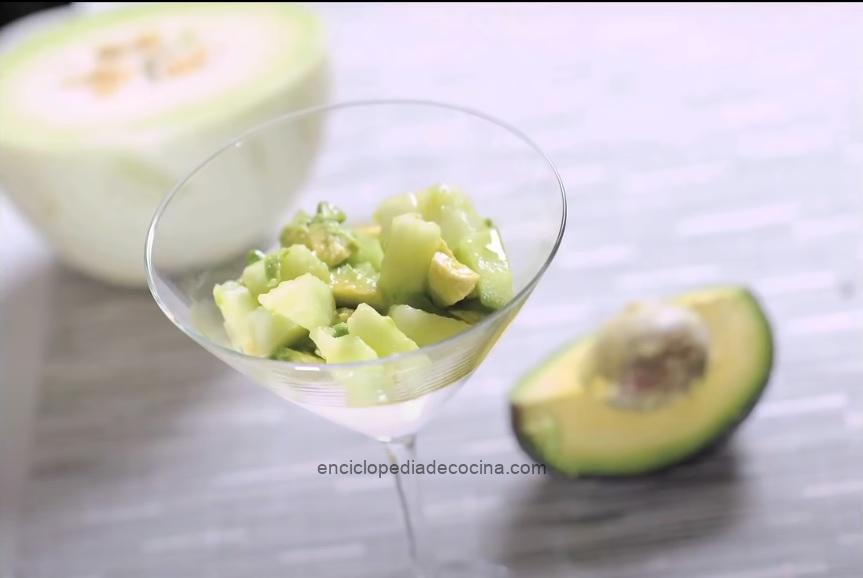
290, 334, 318, 353
279, 209, 312, 247
400, 293, 450, 317
421, 184, 484, 249
264, 251, 283, 281
307, 221, 356, 267
258, 273, 335, 330
259, 245, 330, 286
330, 263, 386, 310
331, 322, 350, 337
315, 201, 347, 223
278, 245, 330, 282
280, 204, 357, 267
427, 251, 480, 307
389, 304, 471, 347
455, 226, 513, 310
310, 327, 378, 363
348, 232, 384, 271
354, 261, 378, 276
373, 191, 426, 246
448, 300, 493, 324
247, 249, 266, 264
335, 307, 355, 324
379, 213, 442, 304
247, 306, 306, 357
272, 347, 324, 364
347, 303, 419, 357
213, 281, 257, 352
241, 259, 271, 296
437, 238, 456, 258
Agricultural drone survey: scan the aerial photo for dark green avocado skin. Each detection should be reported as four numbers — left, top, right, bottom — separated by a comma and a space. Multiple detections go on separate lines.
510, 289, 775, 479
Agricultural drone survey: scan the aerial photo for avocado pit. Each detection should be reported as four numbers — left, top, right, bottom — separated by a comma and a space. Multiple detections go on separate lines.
591, 301, 710, 411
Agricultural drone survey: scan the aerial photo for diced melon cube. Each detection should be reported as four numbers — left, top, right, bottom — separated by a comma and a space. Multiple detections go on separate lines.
241, 259, 270, 296
310, 327, 378, 363
258, 273, 335, 330
310, 326, 392, 405
247, 307, 306, 357
455, 227, 513, 310
379, 213, 441, 304
388, 304, 471, 347
213, 281, 307, 356
278, 244, 330, 282
421, 184, 484, 249
347, 303, 418, 357
213, 281, 257, 352
373, 192, 425, 246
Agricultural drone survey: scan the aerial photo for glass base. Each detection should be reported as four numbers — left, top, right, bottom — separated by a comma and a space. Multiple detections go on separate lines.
387, 560, 509, 578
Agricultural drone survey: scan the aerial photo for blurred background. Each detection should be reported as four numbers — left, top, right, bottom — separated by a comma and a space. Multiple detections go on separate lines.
1, 3, 861, 578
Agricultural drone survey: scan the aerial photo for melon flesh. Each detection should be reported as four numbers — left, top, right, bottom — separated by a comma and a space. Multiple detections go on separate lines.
0, 3, 328, 285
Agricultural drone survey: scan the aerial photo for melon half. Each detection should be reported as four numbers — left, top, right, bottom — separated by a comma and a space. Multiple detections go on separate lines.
0, 3, 328, 285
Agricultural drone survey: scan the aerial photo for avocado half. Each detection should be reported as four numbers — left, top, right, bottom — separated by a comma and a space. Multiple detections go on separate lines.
510, 287, 774, 477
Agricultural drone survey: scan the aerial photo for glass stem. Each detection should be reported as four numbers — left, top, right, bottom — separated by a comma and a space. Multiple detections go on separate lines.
384, 435, 434, 578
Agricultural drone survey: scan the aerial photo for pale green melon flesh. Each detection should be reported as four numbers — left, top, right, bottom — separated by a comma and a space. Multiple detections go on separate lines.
258, 274, 335, 331
0, 3, 328, 286
379, 213, 441, 304
347, 303, 419, 357
0, 3, 325, 145
213, 281, 305, 357
310, 327, 378, 364
389, 304, 471, 347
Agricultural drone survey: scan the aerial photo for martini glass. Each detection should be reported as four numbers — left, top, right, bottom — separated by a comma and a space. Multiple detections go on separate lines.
145, 100, 566, 577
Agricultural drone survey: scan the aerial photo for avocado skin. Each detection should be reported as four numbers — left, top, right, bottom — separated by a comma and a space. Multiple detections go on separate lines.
509, 288, 774, 478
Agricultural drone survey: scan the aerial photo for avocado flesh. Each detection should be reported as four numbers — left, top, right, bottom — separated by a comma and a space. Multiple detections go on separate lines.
510, 287, 773, 476
348, 232, 384, 271
448, 299, 493, 324
280, 203, 357, 267
335, 307, 355, 324
307, 223, 355, 267
427, 251, 480, 307
272, 347, 324, 364
330, 263, 386, 310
